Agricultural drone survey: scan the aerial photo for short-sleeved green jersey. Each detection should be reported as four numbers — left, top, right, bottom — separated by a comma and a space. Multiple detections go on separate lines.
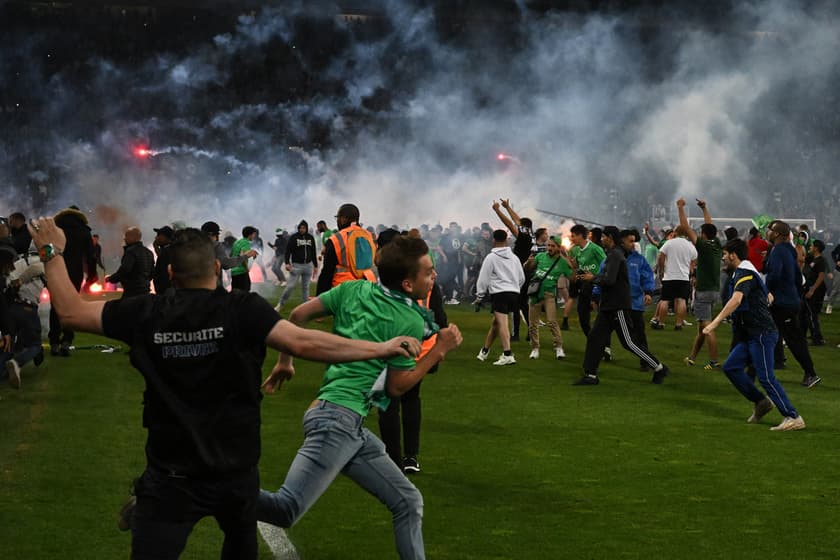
530, 252, 573, 303
570, 241, 606, 274
317, 280, 423, 416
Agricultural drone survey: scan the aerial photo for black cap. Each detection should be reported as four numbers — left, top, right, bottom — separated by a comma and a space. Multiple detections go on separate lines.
201, 221, 221, 235
154, 225, 174, 238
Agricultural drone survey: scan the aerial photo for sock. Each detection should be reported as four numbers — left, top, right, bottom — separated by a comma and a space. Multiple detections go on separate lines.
481, 347, 489, 353
503, 350, 512, 356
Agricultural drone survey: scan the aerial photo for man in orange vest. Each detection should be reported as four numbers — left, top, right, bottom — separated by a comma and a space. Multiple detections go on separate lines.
316, 203, 377, 295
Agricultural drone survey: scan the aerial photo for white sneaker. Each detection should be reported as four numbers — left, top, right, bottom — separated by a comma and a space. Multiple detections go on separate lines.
682, 320, 693, 326
529, 349, 539, 359
274, 303, 283, 313
493, 354, 516, 366
5, 359, 21, 389
555, 347, 566, 359
445, 298, 460, 305
476, 349, 489, 362
826, 305, 833, 314
770, 415, 806, 431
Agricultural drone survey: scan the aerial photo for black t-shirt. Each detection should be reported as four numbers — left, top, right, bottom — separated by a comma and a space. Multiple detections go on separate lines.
513, 227, 533, 263
439, 233, 462, 264
102, 287, 280, 476
804, 254, 827, 297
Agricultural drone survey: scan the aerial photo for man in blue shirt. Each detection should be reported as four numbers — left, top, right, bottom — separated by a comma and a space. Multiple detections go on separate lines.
703, 238, 805, 431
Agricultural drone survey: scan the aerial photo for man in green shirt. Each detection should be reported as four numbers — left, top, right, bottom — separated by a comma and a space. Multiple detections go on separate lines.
677, 198, 723, 369
525, 236, 574, 359
258, 234, 462, 560
230, 226, 258, 292
569, 224, 606, 336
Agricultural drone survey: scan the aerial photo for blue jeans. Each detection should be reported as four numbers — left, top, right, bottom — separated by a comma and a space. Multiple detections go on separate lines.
722, 331, 798, 418
278, 263, 313, 308
257, 400, 425, 559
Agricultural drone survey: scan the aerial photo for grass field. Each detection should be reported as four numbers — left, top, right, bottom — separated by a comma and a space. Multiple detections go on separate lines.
2, 289, 840, 559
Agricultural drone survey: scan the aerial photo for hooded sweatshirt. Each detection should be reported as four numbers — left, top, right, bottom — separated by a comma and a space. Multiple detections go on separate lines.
476, 246, 525, 295
285, 221, 317, 265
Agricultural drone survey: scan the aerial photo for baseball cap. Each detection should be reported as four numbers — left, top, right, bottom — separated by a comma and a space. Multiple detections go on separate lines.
154, 225, 174, 238
200, 221, 221, 235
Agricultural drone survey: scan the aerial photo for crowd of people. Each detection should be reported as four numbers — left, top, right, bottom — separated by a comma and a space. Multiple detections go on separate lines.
1, 197, 838, 559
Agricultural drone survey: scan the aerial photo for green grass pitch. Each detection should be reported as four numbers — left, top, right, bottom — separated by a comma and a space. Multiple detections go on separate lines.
2, 293, 840, 558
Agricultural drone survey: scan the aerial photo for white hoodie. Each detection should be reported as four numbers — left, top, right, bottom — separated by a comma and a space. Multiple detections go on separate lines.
476, 246, 526, 295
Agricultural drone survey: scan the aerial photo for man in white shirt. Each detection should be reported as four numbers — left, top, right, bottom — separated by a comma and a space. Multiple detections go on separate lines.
475, 229, 526, 365
651, 225, 697, 330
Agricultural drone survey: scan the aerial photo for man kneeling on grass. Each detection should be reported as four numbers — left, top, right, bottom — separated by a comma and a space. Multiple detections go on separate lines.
258, 234, 462, 560
702, 238, 805, 431
28, 218, 423, 560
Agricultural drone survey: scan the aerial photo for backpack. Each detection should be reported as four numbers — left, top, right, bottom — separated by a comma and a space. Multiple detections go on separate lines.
334, 227, 376, 279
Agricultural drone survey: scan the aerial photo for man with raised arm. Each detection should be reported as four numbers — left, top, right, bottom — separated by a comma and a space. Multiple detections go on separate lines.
27, 218, 421, 560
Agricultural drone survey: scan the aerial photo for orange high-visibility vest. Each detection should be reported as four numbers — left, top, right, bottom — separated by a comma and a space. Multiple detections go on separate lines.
329, 224, 377, 287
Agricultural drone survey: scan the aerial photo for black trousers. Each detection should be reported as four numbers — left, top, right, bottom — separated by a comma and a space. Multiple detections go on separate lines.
132, 465, 259, 560
771, 306, 816, 377
576, 281, 595, 336
231, 273, 251, 292
512, 283, 529, 336
583, 309, 661, 375
800, 294, 824, 342
630, 309, 650, 368
378, 380, 423, 466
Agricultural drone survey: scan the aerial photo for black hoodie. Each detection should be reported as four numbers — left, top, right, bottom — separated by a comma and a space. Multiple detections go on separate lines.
285, 221, 317, 265
592, 245, 631, 311
54, 208, 95, 289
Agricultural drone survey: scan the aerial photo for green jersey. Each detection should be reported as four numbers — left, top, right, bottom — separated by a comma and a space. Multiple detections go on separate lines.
230, 238, 252, 276
695, 237, 722, 292
320, 229, 335, 246
570, 241, 606, 274
529, 252, 573, 303
317, 280, 423, 416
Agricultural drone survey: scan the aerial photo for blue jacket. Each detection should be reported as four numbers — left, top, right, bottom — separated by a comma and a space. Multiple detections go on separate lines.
592, 249, 653, 312
764, 242, 803, 310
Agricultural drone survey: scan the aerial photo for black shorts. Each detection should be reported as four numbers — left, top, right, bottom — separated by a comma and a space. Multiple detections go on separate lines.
661, 280, 691, 302
490, 292, 520, 314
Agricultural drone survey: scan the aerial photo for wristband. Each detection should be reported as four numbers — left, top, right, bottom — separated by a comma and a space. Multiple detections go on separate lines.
39, 243, 64, 263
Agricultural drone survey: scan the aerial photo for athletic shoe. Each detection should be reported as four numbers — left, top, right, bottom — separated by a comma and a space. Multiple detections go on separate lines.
50, 344, 60, 357
5, 359, 21, 390
573, 374, 599, 385
811, 339, 826, 346
684, 356, 696, 367
825, 304, 832, 314
118, 495, 136, 532
555, 347, 566, 359
702, 360, 721, 371
560, 318, 570, 331
770, 415, 806, 431
747, 398, 774, 423
402, 457, 420, 474
682, 320, 693, 327
59, 342, 71, 357
445, 298, 460, 305
651, 366, 669, 384
476, 348, 489, 362
538, 320, 547, 327
602, 347, 612, 362
493, 354, 516, 366
674, 324, 683, 331
650, 319, 664, 330
33, 348, 44, 367
274, 303, 283, 313
529, 349, 540, 359
801, 375, 821, 388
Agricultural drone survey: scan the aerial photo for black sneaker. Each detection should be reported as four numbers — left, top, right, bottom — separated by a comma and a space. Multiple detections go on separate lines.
573, 374, 599, 385
651, 366, 669, 384
33, 348, 45, 367
403, 456, 420, 474
674, 324, 683, 331
561, 318, 570, 331
50, 344, 60, 356
59, 342, 71, 357
602, 347, 612, 362
801, 375, 822, 388
811, 339, 826, 346
650, 320, 664, 330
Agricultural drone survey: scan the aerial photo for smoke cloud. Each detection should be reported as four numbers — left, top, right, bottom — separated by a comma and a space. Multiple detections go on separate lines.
1, 0, 838, 245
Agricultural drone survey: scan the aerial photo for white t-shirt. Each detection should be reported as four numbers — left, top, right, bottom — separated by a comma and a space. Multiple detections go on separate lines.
660, 237, 697, 281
